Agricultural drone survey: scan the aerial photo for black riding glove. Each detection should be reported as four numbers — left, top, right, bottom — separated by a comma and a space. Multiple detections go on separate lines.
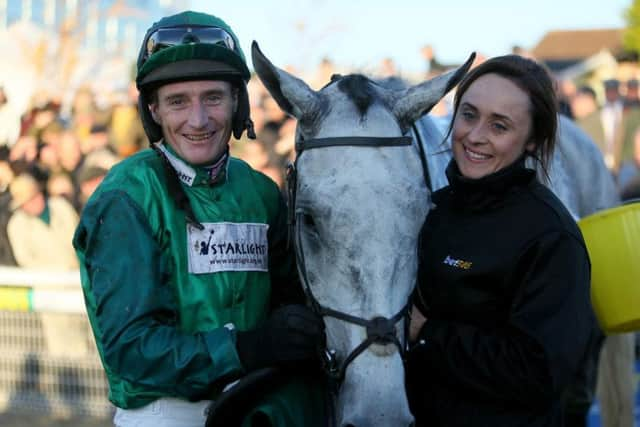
236, 304, 325, 372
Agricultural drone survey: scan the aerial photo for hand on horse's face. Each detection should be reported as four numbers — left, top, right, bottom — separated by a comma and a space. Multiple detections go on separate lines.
236, 304, 326, 372
409, 305, 428, 343
267, 304, 326, 361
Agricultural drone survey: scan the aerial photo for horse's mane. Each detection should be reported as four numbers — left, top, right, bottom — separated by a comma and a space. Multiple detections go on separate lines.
376, 76, 409, 91
336, 74, 375, 116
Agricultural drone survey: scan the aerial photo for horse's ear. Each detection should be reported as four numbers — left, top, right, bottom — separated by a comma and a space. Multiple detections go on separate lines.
251, 41, 321, 120
391, 52, 476, 132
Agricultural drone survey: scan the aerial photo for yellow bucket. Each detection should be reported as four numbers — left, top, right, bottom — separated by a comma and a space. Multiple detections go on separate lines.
578, 201, 640, 333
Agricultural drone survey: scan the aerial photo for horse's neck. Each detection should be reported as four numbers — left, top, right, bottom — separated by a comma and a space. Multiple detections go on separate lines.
413, 115, 452, 192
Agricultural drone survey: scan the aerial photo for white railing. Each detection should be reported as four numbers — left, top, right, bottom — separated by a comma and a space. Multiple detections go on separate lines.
0, 266, 85, 314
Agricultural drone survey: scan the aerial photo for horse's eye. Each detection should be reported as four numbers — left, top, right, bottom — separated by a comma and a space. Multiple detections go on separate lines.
302, 213, 316, 229
296, 209, 319, 239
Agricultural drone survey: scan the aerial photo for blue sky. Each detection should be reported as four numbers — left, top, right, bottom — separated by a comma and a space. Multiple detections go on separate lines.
191, 0, 631, 74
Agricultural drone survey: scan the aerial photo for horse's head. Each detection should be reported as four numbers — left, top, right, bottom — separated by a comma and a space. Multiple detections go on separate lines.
252, 42, 473, 427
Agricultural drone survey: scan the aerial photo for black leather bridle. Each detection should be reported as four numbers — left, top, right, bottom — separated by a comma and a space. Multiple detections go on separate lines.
287, 134, 414, 394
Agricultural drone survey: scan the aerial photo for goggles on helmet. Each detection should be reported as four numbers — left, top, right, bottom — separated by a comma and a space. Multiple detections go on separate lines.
142, 25, 236, 64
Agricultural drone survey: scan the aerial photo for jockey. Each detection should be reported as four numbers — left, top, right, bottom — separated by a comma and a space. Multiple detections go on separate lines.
74, 10, 325, 427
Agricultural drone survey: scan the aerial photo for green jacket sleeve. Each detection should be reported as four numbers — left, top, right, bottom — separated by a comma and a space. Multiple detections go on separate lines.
74, 190, 244, 400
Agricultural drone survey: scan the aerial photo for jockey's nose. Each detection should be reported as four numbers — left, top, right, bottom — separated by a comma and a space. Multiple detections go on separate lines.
188, 100, 208, 128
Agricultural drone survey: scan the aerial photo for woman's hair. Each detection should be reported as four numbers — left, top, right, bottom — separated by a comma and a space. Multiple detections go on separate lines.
450, 54, 558, 177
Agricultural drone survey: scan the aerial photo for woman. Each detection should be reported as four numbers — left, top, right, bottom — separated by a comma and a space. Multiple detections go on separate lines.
406, 55, 598, 427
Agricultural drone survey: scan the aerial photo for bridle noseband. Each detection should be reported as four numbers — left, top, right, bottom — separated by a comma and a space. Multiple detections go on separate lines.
287, 134, 413, 392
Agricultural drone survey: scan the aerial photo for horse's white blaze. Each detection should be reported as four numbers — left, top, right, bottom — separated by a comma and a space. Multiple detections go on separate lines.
295, 142, 427, 426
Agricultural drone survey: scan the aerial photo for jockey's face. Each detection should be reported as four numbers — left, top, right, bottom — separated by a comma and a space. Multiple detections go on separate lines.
149, 80, 237, 165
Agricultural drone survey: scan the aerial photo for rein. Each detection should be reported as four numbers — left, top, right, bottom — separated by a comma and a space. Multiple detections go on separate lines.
287, 134, 413, 419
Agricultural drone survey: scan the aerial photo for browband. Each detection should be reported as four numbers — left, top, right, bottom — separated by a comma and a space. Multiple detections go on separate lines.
296, 136, 412, 153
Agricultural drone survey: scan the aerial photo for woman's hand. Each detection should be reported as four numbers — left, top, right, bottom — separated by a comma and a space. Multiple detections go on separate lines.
409, 304, 427, 342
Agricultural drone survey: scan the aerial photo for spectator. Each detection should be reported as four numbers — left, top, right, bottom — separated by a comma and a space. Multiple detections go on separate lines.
378, 57, 398, 78
56, 130, 85, 193
571, 86, 598, 121
83, 123, 111, 155
556, 78, 576, 119
577, 79, 625, 175
76, 165, 107, 211
46, 171, 77, 211
310, 56, 337, 90
9, 135, 39, 166
7, 172, 78, 270
623, 78, 640, 110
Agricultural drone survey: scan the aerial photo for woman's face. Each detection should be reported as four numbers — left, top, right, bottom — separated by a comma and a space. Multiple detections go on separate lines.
452, 73, 534, 179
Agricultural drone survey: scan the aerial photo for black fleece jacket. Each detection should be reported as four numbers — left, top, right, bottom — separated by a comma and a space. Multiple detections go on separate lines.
406, 158, 598, 427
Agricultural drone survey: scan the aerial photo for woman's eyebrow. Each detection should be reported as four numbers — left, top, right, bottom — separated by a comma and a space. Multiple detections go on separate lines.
462, 101, 514, 123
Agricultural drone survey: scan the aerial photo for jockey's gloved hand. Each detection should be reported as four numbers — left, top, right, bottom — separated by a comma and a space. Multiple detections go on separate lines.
236, 304, 325, 372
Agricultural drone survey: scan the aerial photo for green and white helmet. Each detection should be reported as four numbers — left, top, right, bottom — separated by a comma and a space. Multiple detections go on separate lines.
136, 11, 254, 142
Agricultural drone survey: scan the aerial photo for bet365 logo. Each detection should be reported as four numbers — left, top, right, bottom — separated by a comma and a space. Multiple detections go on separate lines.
443, 255, 473, 270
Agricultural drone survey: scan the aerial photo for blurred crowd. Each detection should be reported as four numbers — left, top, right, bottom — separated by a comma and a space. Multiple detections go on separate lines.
0, 82, 144, 268
1, 45, 639, 273
556, 75, 640, 200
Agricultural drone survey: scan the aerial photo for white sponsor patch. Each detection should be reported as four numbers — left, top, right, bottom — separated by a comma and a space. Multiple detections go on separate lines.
187, 222, 269, 274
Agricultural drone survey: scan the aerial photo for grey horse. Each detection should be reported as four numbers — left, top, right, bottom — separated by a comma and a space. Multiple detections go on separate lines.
253, 41, 474, 427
